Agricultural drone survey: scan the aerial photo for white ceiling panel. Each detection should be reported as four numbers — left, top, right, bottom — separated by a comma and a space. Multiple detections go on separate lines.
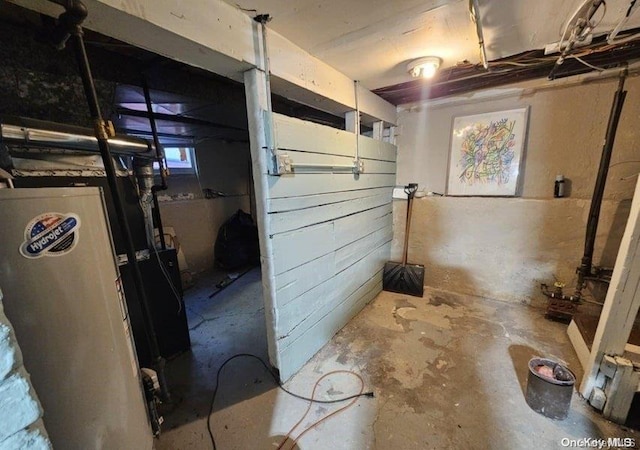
224, 0, 640, 89
479, 0, 640, 60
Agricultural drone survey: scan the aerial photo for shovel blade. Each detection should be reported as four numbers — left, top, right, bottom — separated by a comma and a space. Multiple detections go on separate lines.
383, 261, 425, 297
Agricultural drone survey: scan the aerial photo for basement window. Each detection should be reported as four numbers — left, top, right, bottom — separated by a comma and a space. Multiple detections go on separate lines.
154, 147, 197, 174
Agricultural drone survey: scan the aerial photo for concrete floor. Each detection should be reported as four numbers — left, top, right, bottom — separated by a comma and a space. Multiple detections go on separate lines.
155, 270, 639, 449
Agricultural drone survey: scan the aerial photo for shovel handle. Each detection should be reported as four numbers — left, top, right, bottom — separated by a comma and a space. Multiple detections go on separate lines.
402, 184, 418, 265
404, 183, 418, 198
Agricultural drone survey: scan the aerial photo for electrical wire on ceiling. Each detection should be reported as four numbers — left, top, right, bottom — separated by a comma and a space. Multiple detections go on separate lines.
549, 0, 608, 79
374, 30, 640, 104
468, 0, 488, 70
570, 54, 606, 70
608, 0, 640, 43
558, 0, 607, 57
376, 0, 640, 104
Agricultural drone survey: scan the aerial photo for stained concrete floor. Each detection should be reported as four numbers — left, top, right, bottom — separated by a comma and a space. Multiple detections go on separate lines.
155, 270, 639, 449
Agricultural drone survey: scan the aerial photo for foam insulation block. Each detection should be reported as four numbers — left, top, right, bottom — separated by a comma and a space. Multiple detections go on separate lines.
0, 296, 22, 382
0, 420, 51, 450
0, 323, 20, 382
0, 371, 42, 442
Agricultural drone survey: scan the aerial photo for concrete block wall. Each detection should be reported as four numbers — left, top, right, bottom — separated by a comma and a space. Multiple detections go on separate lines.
0, 289, 51, 450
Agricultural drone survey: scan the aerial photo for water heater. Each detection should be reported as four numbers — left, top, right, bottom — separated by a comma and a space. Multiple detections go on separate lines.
0, 187, 153, 449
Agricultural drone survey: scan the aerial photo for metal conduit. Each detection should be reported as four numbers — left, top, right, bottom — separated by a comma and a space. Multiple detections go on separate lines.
1, 120, 155, 158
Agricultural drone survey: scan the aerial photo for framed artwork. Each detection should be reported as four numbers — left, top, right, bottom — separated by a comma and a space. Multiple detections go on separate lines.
446, 107, 529, 196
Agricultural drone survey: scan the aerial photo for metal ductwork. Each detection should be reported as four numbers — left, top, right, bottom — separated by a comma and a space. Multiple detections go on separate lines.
1, 117, 155, 158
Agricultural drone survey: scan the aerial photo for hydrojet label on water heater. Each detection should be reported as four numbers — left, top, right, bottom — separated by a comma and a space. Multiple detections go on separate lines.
20, 212, 81, 259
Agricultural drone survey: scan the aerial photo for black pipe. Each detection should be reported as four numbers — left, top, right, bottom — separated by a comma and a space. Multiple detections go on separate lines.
52, 1, 170, 401
141, 80, 168, 251
141, 80, 168, 190
575, 70, 628, 299
47, 0, 88, 50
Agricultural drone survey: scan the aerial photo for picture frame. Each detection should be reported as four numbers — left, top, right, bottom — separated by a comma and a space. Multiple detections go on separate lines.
446, 107, 529, 196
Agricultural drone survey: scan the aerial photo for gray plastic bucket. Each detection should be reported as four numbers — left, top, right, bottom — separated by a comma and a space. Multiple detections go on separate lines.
525, 358, 576, 420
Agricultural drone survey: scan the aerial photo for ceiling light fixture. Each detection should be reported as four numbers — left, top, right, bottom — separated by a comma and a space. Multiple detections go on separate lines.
407, 56, 442, 79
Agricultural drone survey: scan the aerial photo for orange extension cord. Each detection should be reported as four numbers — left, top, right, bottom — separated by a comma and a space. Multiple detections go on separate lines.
277, 370, 365, 450
207, 354, 374, 450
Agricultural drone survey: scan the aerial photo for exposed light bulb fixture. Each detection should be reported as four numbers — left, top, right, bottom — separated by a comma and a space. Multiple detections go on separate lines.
407, 56, 442, 79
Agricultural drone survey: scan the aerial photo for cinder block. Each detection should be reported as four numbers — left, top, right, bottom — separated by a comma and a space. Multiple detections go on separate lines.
0, 420, 51, 450
0, 371, 42, 442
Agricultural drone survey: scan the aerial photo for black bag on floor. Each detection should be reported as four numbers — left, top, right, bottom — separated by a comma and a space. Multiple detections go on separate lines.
214, 209, 259, 270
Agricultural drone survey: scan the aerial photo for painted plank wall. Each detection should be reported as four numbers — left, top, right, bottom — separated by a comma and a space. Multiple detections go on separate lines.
268, 113, 396, 380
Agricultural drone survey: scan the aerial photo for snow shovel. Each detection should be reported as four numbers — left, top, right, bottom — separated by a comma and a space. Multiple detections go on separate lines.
383, 183, 424, 297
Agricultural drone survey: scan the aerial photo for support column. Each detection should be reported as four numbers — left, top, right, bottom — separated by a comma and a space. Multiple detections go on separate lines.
345, 111, 360, 134
581, 176, 640, 421
244, 43, 280, 371
372, 121, 384, 141
389, 126, 398, 145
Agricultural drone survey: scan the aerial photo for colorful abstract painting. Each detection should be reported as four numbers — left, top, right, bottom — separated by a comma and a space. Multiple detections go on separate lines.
447, 108, 528, 196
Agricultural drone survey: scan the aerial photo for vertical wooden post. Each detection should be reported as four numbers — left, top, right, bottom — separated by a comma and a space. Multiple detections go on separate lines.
345, 82, 362, 172
244, 23, 281, 372
581, 176, 640, 409
389, 126, 398, 145
372, 121, 384, 141
345, 111, 360, 134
